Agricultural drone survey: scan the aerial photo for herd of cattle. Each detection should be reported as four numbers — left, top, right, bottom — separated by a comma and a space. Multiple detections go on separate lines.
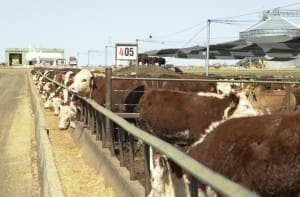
138, 54, 166, 67
31, 67, 300, 197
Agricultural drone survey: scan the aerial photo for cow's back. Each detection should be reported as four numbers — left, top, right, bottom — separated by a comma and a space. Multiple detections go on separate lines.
139, 88, 236, 143
188, 112, 300, 196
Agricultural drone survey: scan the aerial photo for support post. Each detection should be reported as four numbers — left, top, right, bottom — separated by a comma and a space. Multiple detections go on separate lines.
136, 40, 139, 77
105, 46, 108, 67
105, 67, 115, 155
205, 19, 211, 76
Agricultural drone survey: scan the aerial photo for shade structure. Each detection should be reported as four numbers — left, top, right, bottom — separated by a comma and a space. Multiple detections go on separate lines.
144, 35, 300, 61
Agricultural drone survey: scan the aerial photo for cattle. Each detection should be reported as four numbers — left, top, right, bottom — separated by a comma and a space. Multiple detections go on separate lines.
149, 111, 300, 196
138, 54, 167, 67
188, 111, 300, 196
67, 69, 223, 132
290, 86, 300, 106
147, 56, 158, 65
138, 54, 148, 65
61, 70, 79, 104
138, 88, 257, 145
246, 85, 297, 113
44, 87, 64, 115
68, 69, 146, 113
157, 57, 166, 67
68, 69, 95, 97
42, 69, 79, 115
148, 151, 190, 197
58, 100, 79, 130
216, 79, 241, 96
32, 68, 81, 127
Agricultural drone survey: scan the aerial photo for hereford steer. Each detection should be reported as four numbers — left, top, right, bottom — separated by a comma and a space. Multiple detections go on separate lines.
187, 111, 300, 196
58, 100, 79, 130
138, 88, 242, 145
150, 111, 300, 196
68, 69, 147, 113
68, 69, 96, 97
246, 85, 297, 113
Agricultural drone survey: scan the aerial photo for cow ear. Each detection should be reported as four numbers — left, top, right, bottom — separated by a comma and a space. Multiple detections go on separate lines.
250, 90, 257, 101
158, 156, 169, 171
229, 93, 239, 106
89, 76, 95, 89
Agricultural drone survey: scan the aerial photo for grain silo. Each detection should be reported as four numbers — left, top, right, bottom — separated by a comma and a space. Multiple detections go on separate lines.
240, 15, 300, 43
239, 9, 300, 66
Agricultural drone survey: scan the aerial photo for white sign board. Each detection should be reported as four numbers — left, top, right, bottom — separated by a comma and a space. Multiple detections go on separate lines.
116, 44, 138, 60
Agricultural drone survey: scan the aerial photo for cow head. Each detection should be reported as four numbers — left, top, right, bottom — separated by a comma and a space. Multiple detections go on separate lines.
230, 90, 261, 118
52, 97, 63, 116
68, 69, 93, 97
148, 155, 172, 197
148, 155, 192, 197
63, 71, 75, 87
58, 103, 77, 130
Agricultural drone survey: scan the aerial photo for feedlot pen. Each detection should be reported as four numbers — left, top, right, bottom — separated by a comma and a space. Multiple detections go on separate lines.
33, 65, 300, 196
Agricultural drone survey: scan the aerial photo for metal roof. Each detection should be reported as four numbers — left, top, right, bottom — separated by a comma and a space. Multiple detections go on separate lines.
240, 16, 300, 42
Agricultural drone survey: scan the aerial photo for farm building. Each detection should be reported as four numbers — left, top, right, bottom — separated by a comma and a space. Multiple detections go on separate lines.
5, 48, 64, 66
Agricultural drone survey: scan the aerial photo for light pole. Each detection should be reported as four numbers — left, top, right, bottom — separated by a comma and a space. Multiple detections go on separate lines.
205, 19, 211, 76
105, 45, 115, 67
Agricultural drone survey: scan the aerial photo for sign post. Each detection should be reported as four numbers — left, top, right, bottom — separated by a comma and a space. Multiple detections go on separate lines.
115, 43, 138, 74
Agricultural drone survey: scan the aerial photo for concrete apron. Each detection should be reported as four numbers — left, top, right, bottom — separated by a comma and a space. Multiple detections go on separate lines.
70, 122, 145, 197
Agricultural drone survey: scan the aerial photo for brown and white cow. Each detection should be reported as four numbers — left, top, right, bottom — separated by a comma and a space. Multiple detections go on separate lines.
43, 69, 78, 115
149, 111, 300, 196
246, 85, 297, 113
58, 100, 79, 130
138, 88, 258, 145
68, 69, 146, 113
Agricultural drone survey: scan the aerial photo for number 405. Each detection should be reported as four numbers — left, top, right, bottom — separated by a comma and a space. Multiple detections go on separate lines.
119, 48, 135, 56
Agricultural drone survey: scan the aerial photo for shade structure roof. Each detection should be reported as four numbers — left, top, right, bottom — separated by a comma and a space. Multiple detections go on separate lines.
145, 35, 300, 61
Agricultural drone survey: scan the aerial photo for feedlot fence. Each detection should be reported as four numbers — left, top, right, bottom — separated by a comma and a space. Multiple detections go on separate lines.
41, 68, 300, 197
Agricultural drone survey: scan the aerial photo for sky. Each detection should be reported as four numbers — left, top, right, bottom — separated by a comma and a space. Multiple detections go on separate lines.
1, 0, 300, 66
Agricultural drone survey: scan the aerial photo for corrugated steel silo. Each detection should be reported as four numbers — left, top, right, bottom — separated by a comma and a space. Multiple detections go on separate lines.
239, 15, 300, 43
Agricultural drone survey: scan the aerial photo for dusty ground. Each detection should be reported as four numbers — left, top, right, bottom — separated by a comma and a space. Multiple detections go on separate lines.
0, 70, 40, 197
33, 86, 115, 197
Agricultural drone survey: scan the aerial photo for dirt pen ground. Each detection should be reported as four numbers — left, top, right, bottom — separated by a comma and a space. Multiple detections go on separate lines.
32, 86, 115, 197
181, 65, 300, 79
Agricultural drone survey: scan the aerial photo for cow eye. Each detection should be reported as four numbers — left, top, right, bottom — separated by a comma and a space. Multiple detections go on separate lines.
81, 79, 87, 82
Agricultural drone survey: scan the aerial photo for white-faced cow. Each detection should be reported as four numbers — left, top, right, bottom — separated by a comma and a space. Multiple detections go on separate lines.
68, 69, 146, 113
138, 88, 258, 145
58, 100, 79, 130
246, 85, 297, 113
149, 111, 300, 196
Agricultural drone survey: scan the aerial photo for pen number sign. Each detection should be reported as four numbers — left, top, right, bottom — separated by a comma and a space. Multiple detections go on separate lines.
116, 44, 138, 60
